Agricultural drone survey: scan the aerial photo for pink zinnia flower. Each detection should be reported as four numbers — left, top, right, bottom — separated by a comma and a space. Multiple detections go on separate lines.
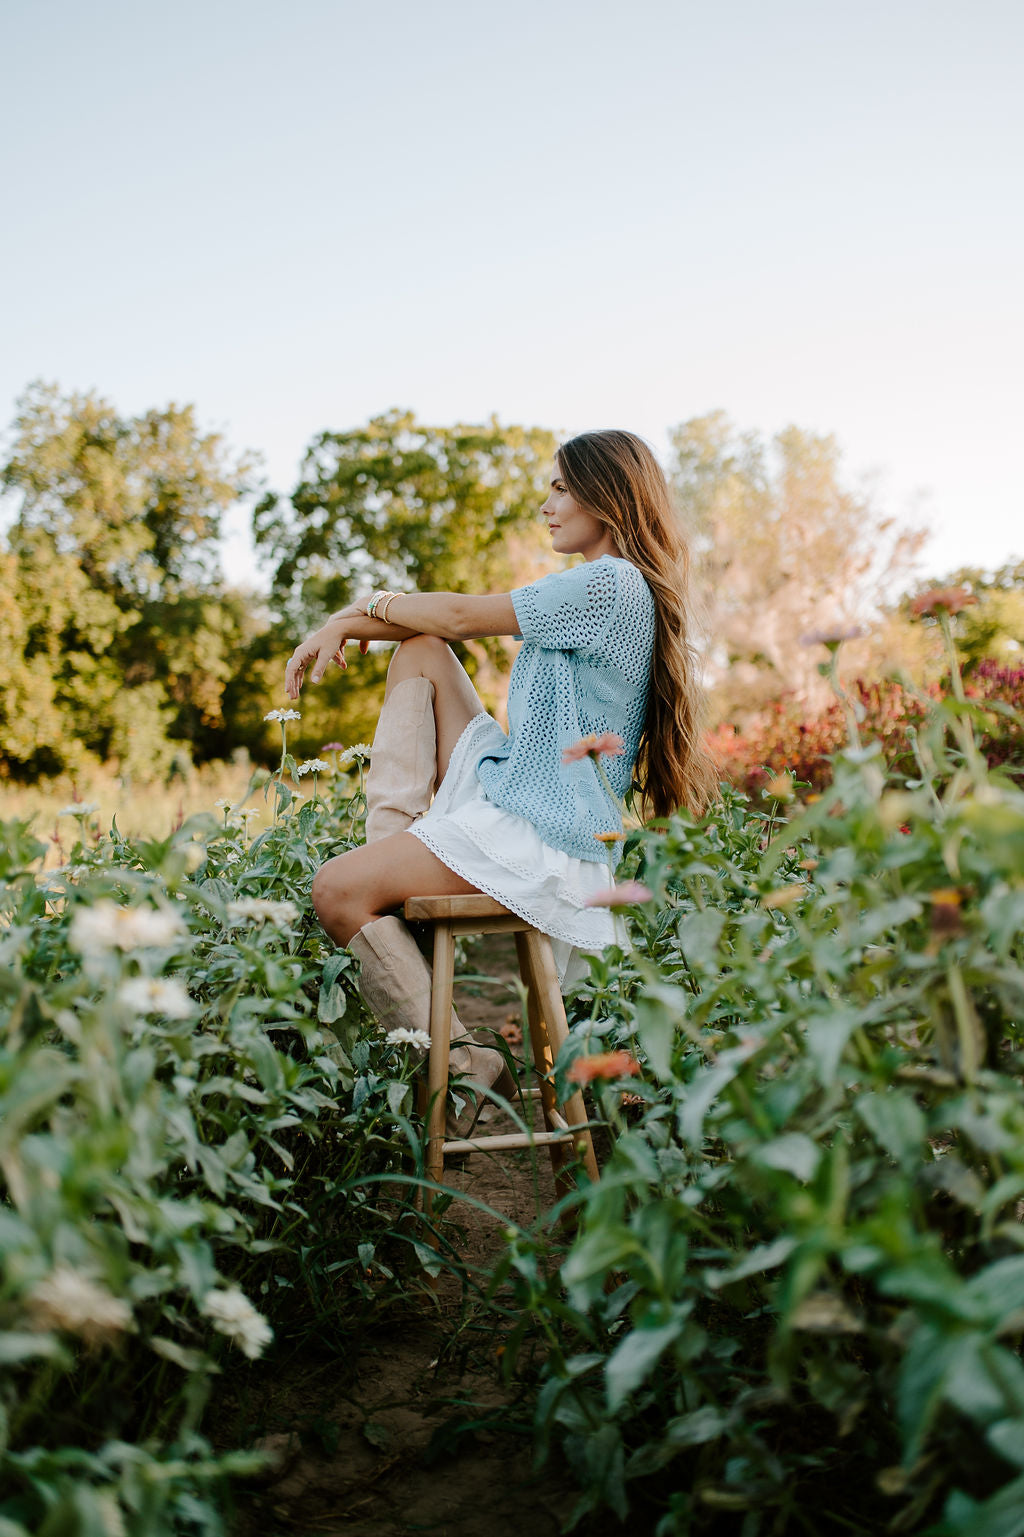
568, 1050, 641, 1086
321, 742, 346, 753
561, 732, 625, 765
909, 586, 977, 618
799, 626, 866, 649
586, 881, 653, 909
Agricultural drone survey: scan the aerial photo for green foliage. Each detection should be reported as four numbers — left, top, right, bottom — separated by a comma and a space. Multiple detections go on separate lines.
0, 749, 430, 1532
254, 408, 557, 625
248, 408, 560, 755
496, 656, 1024, 1534
0, 383, 259, 778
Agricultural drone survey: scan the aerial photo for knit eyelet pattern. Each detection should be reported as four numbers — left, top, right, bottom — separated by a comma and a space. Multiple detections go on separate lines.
476, 556, 656, 863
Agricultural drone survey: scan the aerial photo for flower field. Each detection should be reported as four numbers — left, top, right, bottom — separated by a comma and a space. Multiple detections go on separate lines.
4, 633, 1024, 1534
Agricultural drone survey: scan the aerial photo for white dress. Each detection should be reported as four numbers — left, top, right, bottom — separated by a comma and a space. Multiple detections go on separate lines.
409, 713, 624, 985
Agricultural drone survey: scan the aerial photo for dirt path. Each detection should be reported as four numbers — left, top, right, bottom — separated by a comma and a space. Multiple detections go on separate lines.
230, 934, 606, 1537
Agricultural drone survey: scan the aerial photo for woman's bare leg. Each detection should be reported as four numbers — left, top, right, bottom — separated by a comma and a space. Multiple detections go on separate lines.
312, 634, 487, 941
312, 832, 478, 945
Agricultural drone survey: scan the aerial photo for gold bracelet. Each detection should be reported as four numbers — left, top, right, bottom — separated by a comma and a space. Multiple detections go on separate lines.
379, 591, 405, 623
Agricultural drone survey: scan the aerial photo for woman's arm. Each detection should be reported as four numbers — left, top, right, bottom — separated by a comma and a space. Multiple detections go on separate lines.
284, 591, 519, 699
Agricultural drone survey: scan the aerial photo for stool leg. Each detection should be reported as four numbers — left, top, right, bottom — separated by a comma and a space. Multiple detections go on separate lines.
515, 931, 559, 1129
518, 930, 600, 1187
425, 921, 456, 1194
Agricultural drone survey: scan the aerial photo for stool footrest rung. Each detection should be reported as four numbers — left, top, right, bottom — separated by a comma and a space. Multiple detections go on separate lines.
442, 1126, 587, 1156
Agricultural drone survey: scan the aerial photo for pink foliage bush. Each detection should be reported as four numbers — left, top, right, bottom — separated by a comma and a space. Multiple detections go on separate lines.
710, 662, 1024, 794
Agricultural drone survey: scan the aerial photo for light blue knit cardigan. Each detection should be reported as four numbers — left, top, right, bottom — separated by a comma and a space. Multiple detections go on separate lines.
475, 555, 655, 864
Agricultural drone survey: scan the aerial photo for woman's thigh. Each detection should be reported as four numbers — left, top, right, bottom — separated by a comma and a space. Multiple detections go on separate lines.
384, 636, 486, 783
311, 831, 478, 944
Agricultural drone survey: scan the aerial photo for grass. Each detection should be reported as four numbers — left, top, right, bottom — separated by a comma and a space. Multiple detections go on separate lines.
2, 755, 275, 866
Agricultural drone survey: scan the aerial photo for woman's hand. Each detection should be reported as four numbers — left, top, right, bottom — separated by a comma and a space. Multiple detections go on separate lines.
285, 611, 369, 699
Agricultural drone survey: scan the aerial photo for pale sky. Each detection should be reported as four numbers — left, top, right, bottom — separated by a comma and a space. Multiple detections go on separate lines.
2, 0, 1021, 589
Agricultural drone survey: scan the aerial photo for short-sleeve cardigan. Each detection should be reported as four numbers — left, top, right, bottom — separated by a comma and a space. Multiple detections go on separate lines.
408, 556, 656, 976
479, 556, 655, 864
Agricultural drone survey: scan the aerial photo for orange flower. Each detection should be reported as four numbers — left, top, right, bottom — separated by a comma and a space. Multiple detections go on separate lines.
909, 587, 977, 618
593, 831, 626, 845
562, 732, 626, 764
762, 884, 807, 909
929, 888, 966, 941
568, 1050, 641, 1085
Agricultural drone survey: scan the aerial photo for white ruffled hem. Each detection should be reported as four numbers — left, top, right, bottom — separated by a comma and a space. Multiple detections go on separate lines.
408, 713, 624, 983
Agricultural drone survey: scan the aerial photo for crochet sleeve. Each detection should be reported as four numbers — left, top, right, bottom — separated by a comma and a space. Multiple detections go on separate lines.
510, 560, 620, 653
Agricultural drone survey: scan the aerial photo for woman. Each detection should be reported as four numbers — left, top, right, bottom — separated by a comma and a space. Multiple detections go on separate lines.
284, 429, 716, 1120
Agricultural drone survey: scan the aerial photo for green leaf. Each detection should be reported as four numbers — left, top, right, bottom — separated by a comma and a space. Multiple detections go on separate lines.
965, 1256, 1024, 1323
752, 1133, 821, 1183
804, 1005, 862, 1083
318, 982, 349, 1024
941, 1472, 1024, 1537
633, 997, 677, 1081
605, 1318, 683, 1410
989, 1420, 1024, 1470
855, 1090, 925, 1169
0, 1331, 66, 1365
706, 1236, 798, 1289
675, 908, 725, 965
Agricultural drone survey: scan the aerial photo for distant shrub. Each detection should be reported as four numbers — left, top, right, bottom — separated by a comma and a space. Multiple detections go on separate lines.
710, 663, 1024, 794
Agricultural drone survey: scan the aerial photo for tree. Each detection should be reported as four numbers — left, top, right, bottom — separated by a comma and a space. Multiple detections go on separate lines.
0, 383, 259, 778
252, 410, 559, 743
254, 409, 557, 619
669, 412, 928, 721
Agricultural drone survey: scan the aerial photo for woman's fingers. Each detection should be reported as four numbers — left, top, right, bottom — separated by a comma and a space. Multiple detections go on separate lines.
285, 636, 319, 698
285, 622, 358, 695
312, 638, 337, 682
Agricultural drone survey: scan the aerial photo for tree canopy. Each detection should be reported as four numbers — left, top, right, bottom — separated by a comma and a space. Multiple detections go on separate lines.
670, 411, 928, 719
0, 383, 258, 777
254, 409, 558, 626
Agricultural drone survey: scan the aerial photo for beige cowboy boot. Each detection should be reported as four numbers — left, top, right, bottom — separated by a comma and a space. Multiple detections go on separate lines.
348, 914, 513, 1136
364, 676, 437, 841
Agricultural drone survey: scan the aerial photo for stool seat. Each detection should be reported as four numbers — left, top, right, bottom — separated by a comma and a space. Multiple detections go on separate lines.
404, 894, 514, 921
403, 897, 600, 1209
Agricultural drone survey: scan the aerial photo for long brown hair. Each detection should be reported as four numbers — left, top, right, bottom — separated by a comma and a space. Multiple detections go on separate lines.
557, 429, 718, 820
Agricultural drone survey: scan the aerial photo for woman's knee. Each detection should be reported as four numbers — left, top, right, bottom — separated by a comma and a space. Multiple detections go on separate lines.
311, 857, 362, 940
387, 633, 452, 679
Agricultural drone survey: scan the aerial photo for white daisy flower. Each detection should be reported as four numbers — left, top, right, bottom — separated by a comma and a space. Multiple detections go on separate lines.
69, 901, 186, 954
264, 709, 301, 723
225, 898, 300, 926
118, 976, 194, 1019
27, 1264, 133, 1346
385, 1026, 432, 1051
337, 744, 372, 767
295, 758, 330, 776
201, 1286, 273, 1359
58, 803, 99, 818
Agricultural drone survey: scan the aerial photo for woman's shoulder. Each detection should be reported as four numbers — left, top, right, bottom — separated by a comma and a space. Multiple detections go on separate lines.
598, 555, 656, 608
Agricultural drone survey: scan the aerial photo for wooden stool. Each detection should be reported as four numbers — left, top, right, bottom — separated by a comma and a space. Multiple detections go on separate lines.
403, 895, 600, 1198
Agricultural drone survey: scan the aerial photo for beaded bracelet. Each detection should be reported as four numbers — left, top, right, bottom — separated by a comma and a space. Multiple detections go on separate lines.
365, 589, 393, 619
379, 591, 404, 623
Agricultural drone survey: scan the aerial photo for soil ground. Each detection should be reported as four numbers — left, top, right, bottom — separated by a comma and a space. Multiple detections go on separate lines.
226, 934, 611, 1537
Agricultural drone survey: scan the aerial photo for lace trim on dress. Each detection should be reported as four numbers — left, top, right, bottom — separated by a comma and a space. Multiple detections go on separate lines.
409, 823, 610, 950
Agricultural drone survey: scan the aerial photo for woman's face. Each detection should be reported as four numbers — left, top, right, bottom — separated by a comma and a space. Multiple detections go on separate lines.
540, 459, 618, 562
